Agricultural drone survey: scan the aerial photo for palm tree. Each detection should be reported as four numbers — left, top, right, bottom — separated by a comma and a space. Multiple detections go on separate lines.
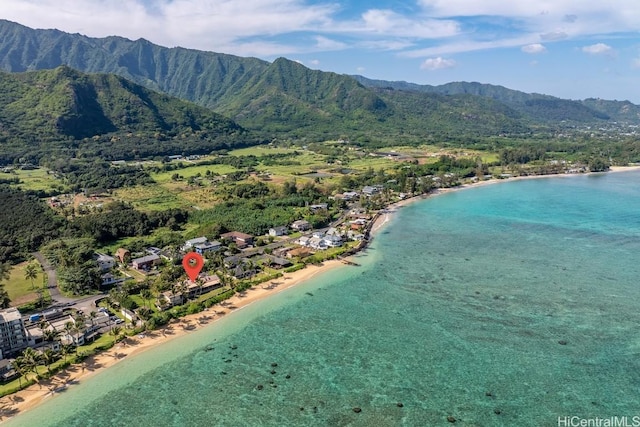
63, 321, 75, 347
19, 347, 41, 383
140, 289, 153, 309
41, 349, 58, 375
88, 311, 97, 328
42, 328, 60, 350
24, 263, 38, 290
12, 357, 26, 389
110, 325, 123, 345
60, 344, 73, 364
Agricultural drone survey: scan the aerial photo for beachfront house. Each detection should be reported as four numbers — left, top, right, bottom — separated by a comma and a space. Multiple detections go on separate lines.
323, 235, 343, 248
362, 185, 382, 197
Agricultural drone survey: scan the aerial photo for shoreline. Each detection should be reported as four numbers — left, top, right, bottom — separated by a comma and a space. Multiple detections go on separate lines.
1, 260, 345, 421
368, 165, 640, 237
4, 165, 640, 422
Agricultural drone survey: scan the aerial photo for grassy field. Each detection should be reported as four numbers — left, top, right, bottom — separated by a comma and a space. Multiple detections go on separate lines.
6, 261, 43, 306
0, 168, 67, 192
227, 146, 300, 156
150, 163, 239, 183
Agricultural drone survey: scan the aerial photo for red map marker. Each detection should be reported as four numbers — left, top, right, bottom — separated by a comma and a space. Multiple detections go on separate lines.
182, 252, 204, 282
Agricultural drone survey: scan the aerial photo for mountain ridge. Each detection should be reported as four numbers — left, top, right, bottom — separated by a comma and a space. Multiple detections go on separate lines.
0, 65, 253, 163
1, 19, 639, 143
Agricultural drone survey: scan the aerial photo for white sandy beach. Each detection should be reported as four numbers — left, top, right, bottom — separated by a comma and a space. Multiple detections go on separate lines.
0, 260, 345, 420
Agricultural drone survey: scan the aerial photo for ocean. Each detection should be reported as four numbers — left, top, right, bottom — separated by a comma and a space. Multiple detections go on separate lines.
6, 171, 640, 426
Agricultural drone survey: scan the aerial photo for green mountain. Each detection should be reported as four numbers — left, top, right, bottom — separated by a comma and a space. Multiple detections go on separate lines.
1, 19, 639, 149
0, 66, 252, 163
352, 76, 623, 123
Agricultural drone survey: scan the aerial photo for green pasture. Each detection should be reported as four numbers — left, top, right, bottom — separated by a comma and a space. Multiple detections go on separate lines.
227, 146, 299, 156
112, 185, 185, 211
150, 163, 239, 184
6, 261, 44, 306
0, 168, 67, 192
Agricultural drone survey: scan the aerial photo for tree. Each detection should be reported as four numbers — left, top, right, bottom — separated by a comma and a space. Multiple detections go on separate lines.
41, 349, 58, 375
24, 263, 38, 290
42, 328, 61, 351
140, 289, 153, 310
0, 263, 11, 308
19, 347, 41, 383
110, 325, 123, 345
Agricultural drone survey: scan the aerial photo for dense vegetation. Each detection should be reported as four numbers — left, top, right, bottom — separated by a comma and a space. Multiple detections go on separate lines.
0, 66, 256, 164
189, 181, 333, 237
0, 186, 66, 263
3, 19, 640, 147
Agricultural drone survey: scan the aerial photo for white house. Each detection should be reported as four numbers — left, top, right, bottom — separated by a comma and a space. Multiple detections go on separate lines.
95, 253, 115, 271
308, 237, 327, 250
291, 220, 311, 231
323, 235, 343, 247
183, 237, 208, 251
269, 226, 288, 237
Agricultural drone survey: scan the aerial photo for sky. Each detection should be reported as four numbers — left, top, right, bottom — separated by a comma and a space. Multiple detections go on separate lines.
2, 0, 640, 102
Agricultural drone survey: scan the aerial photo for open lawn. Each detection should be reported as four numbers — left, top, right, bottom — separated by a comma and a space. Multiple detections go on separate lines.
227, 146, 299, 156
0, 168, 67, 193
151, 164, 239, 184
112, 185, 186, 211
6, 261, 44, 307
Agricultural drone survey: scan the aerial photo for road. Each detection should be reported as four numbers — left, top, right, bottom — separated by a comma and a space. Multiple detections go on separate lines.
32, 252, 105, 307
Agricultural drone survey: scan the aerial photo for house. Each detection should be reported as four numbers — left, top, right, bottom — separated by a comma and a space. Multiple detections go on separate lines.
115, 248, 130, 264
286, 247, 312, 259
223, 255, 245, 269
269, 226, 288, 237
221, 231, 255, 248
194, 241, 222, 254
132, 254, 162, 270
297, 236, 311, 247
309, 203, 328, 211
334, 191, 359, 202
95, 253, 115, 271
264, 255, 292, 269
308, 237, 327, 250
362, 185, 382, 196
291, 220, 311, 231
0, 359, 17, 382
183, 237, 208, 251
101, 273, 118, 287
323, 235, 343, 247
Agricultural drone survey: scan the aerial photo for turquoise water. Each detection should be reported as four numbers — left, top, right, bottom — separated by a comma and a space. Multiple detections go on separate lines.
6, 172, 640, 426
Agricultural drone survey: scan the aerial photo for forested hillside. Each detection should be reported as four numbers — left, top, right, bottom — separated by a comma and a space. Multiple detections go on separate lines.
3, 19, 639, 146
0, 66, 255, 163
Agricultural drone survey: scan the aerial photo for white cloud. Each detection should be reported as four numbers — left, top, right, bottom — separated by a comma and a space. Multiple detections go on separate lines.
309, 59, 320, 66
582, 43, 613, 55
420, 57, 456, 70
359, 9, 459, 38
521, 43, 546, 54
540, 31, 568, 41
632, 58, 640, 68
314, 36, 346, 51
356, 66, 366, 73
0, 0, 338, 55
